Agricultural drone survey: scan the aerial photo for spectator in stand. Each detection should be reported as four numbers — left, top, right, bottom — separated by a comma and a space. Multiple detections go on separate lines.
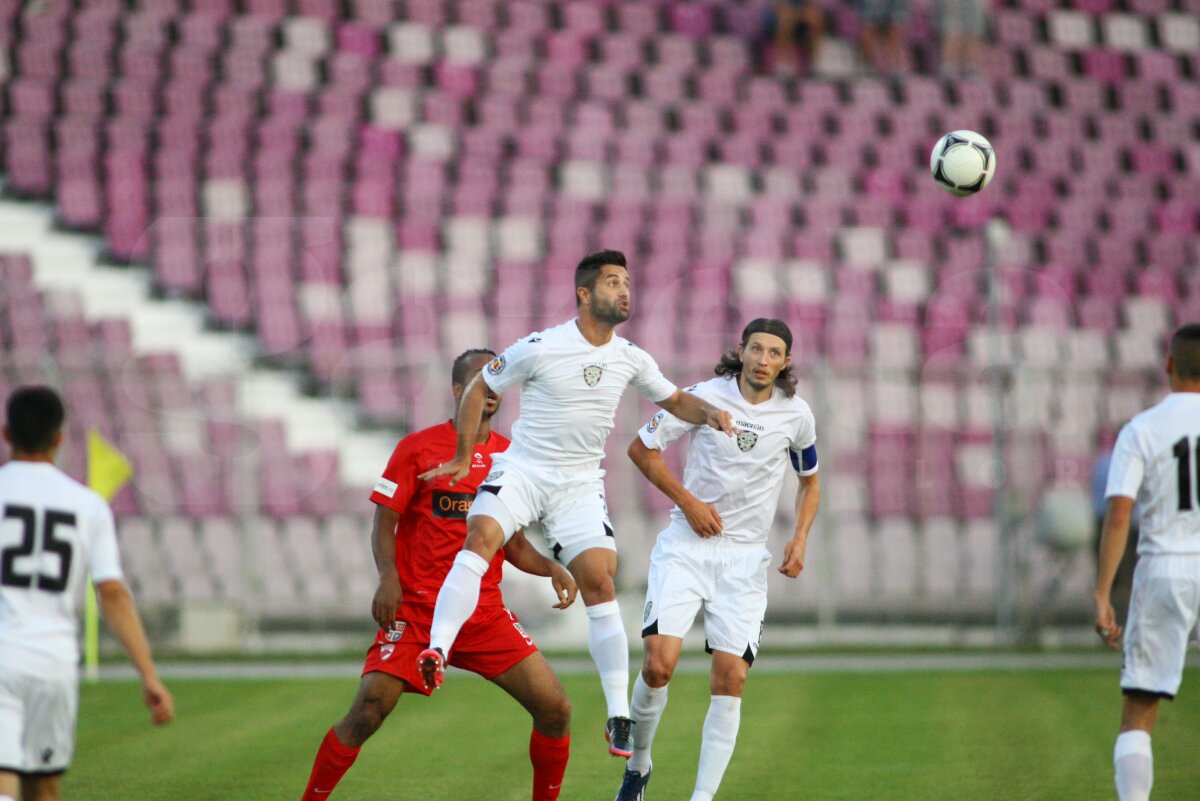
759, 0, 825, 75
938, 0, 989, 76
860, 0, 909, 74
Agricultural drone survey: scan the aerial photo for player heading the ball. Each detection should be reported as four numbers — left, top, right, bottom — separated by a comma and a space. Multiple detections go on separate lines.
418, 250, 736, 759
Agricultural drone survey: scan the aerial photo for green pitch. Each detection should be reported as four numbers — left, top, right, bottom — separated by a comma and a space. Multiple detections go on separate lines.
66, 668, 1200, 800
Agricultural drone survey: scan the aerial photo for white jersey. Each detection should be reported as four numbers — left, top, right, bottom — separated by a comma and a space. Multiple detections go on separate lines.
483, 318, 677, 473
1106, 392, 1200, 556
0, 462, 124, 678
638, 375, 818, 544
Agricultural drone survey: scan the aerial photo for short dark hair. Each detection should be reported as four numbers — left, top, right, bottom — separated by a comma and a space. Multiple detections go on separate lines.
1170, 323, 1200, 380
713, 318, 798, 398
574, 249, 628, 307
451, 348, 497, 387
6, 386, 66, 453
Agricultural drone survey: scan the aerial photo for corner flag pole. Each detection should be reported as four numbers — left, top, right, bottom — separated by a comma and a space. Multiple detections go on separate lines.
85, 429, 134, 682
984, 219, 1016, 643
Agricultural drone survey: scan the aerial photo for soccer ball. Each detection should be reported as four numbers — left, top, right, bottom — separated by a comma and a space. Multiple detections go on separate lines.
929, 130, 996, 196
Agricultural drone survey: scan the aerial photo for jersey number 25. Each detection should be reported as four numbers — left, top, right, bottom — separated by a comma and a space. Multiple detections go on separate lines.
0, 504, 76, 593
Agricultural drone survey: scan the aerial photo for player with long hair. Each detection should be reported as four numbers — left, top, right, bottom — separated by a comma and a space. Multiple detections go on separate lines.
615, 319, 820, 801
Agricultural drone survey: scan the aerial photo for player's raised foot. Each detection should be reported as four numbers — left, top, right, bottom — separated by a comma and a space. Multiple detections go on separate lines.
605, 716, 635, 758
614, 766, 651, 801
416, 647, 445, 690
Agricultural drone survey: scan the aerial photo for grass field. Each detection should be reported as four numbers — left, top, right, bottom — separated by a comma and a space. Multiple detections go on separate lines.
65, 667, 1200, 800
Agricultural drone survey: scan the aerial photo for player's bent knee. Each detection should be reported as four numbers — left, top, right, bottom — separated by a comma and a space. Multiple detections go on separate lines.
642, 662, 674, 688
577, 573, 616, 603
713, 676, 747, 697
345, 695, 393, 744
464, 516, 506, 555
711, 665, 748, 696
534, 693, 572, 736
641, 650, 677, 687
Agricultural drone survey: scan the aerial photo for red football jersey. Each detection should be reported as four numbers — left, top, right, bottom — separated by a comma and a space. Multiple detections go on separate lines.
369, 420, 510, 607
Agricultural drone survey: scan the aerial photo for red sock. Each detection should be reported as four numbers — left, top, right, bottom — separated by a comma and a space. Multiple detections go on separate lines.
530, 729, 570, 801
300, 727, 361, 800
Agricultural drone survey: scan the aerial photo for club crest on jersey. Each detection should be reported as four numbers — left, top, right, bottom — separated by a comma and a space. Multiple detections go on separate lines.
736, 430, 758, 452
583, 364, 603, 387
384, 621, 407, 642
380, 644, 395, 660
646, 412, 664, 433
487, 355, 506, 375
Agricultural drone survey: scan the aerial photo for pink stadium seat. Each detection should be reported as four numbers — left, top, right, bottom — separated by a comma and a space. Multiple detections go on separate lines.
669, 2, 714, 38
1081, 48, 1129, 83
1072, 0, 1115, 12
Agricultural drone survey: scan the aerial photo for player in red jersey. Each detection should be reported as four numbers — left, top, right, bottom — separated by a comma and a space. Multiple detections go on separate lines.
300, 349, 578, 801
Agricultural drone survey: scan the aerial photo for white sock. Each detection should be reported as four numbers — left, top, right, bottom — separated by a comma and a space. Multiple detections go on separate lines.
628, 672, 669, 775
428, 551, 490, 654
689, 695, 742, 801
586, 600, 630, 718
1114, 730, 1153, 801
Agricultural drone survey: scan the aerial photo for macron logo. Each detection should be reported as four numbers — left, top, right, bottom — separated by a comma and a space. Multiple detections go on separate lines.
374, 477, 398, 498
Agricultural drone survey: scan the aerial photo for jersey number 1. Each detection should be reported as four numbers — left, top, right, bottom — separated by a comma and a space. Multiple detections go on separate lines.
0, 504, 76, 592
1172, 436, 1200, 512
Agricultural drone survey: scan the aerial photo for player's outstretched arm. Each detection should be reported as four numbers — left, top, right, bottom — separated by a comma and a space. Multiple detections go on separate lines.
780, 472, 820, 577
1094, 495, 1134, 649
656, 389, 735, 435
503, 531, 578, 609
370, 504, 403, 629
418, 374, 489, 484
95, 580, 174, 725
628, 435, 723, 537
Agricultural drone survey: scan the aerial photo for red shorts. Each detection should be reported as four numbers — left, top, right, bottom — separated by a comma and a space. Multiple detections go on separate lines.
362, 602, 538, 696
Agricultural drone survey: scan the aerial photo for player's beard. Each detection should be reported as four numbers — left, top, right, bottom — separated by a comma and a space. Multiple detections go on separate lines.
593, 296, 630, 325
741, 370, 775, 393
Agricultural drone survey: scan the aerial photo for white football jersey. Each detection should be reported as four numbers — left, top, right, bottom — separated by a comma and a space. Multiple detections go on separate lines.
1107, 392, 1200, 556
0, 462, 124, 677
483, 318, 677, 473
638, 375, 818, 544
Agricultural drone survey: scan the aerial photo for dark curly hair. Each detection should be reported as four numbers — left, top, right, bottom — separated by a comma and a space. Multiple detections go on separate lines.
713, 318, 797, 398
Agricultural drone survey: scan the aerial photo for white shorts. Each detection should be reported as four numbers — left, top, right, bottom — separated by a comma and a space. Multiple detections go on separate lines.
468, 461, 616, 567
0, 668, 77, 775
1120, 554, 1200, 699
640, 521, 771, 664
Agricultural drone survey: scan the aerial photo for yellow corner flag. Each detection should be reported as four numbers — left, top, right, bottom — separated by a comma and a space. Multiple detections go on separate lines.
86, 428, 134, 682
88, 429, 133, 503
